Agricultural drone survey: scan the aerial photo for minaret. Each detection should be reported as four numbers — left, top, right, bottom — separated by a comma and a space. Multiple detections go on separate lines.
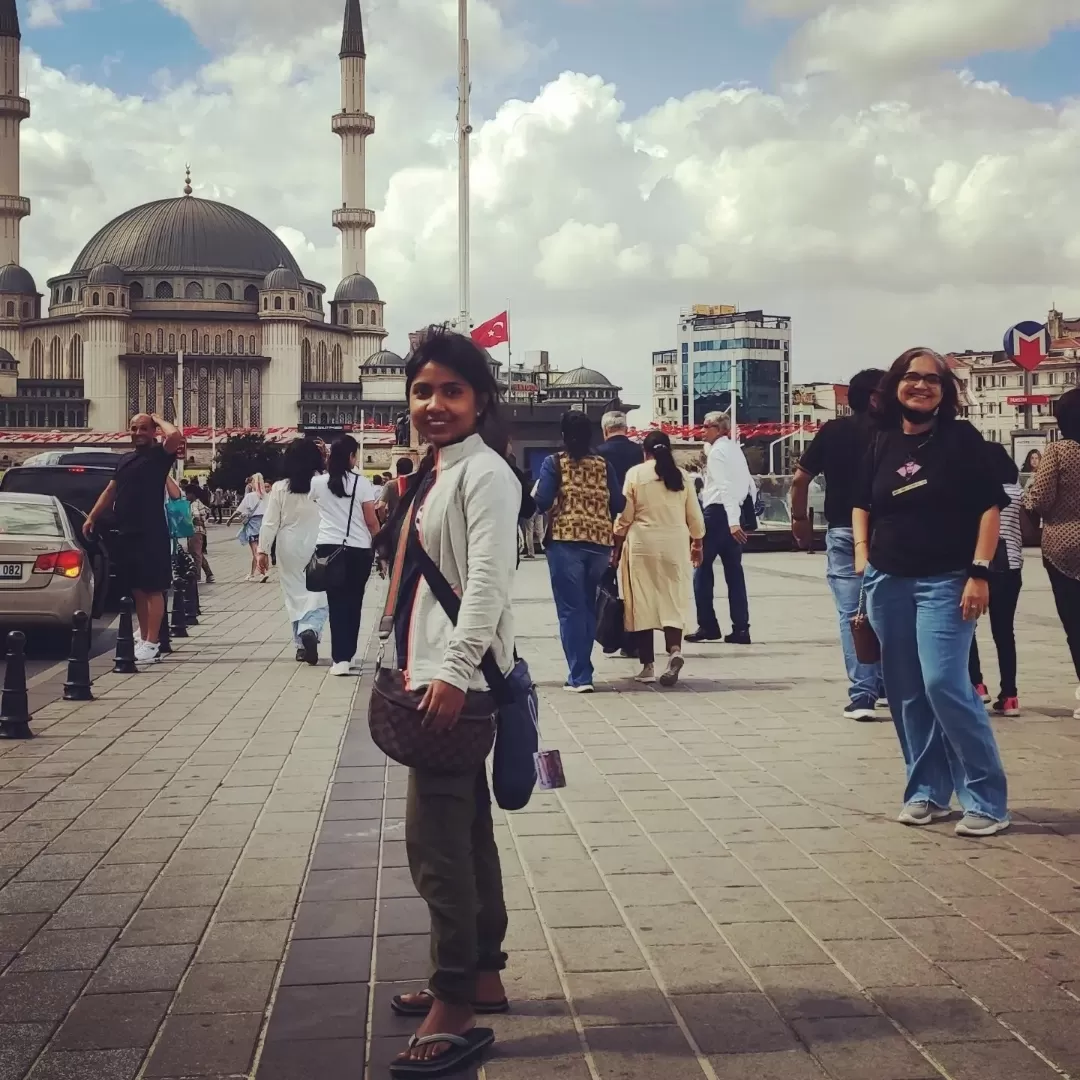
332, 0, 375, 278
0, 0, 30, 267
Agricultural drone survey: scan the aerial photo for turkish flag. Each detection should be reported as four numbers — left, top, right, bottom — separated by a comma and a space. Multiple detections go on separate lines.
471, 312, 509, 348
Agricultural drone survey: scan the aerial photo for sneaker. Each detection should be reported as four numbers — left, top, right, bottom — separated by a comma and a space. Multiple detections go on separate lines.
1074, 686, 1080, 721
875, 698, 890, 710
974, 683, 991, 704
205, 575, 215, 584
633, 664, 656, 684
955, 813, 1010, 838
299, 629, 319, 667
685, 629, 722, 643
725, 630, 752, 645
134, 641, 160, 665
329, 661, 355, 677
563, 683, 595, 694
993, 696, 1020, 717
659, 652, 684, 688
898, 800, 952, 826
843, 697, 878, 722
295, 648, 307, 662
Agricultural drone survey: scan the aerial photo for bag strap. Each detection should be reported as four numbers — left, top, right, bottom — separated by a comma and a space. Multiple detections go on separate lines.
342, 474, 359, 544
379, 493, 420, 641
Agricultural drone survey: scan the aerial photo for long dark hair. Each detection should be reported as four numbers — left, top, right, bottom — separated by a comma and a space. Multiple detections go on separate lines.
644, 430, 683, 491
1056, 387, 1080, 442
327, 435, 358, 498
561, 411, 594, 461
874, 348, 960, 429
283, 437, 323, 495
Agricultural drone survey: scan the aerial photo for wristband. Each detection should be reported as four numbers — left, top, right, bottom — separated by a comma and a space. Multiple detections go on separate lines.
967, 564, 991, 581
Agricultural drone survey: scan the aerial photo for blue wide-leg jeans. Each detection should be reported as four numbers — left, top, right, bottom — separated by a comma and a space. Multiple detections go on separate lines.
826, 527, 884, 705
546, 541, 611, 688
864, 566, 1008, 822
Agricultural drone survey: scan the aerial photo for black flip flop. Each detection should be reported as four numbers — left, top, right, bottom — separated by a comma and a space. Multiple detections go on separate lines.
389, 1028, 495, 1078
391, 989, 509, 1017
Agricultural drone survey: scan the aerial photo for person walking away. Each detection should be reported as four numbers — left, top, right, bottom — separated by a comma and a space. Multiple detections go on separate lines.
968, 443, 1024, 716
688, 411, 753, 644
852, 347, 1010, 838
84, 412, 184, 664
210, 487, 224, 524
506, 450, 537, 562
534, 411, 623, 692
310, 434, 380, 676
613, 431, 704, 686
186, 488, 214, 583
597, 411, 645, 492
374, 327, 517, 1077
377, 456, 414, 524
792, 369, 887, 720
1024, 387, 1080, 718
256, 439, 328, 665
229, 475, 270, 581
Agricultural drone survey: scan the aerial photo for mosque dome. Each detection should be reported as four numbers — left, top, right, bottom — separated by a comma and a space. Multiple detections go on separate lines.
0, 348, 17, 368
551, 366, 614, 388
263, 266, 300, 290
334, 273, 380, 303
0, 263, 37, 294
365, 349, 404, 367
70, 197, 304, 278
86, 262, 125, 286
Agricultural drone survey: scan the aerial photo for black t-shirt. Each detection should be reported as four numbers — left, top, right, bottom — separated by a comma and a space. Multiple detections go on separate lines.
854, 420, 1007, 577
114, 443, 177, 537
798, 415, 874, 528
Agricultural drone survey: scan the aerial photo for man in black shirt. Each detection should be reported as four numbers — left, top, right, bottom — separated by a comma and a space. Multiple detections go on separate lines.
792, 369, 885, 721
597, 411, 645, 493
85, 413, 185, 664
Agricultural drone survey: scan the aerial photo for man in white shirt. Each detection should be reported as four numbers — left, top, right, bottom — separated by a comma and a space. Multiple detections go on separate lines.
687, 411, 753, 644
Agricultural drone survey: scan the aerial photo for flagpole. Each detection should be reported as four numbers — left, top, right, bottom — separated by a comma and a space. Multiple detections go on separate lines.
506, 297, 512, 371
457, 0, 471, 334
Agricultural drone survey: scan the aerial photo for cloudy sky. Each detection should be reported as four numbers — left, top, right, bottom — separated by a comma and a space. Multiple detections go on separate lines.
14, 0, 1080, 416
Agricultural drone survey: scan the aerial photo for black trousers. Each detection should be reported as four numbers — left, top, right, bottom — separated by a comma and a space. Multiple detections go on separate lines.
317, 545, 375, 664
968, 569, 1022, 698
1046, 561, 1080, 682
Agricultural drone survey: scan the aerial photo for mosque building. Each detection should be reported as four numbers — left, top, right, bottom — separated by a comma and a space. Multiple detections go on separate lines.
0, 0, 408, 436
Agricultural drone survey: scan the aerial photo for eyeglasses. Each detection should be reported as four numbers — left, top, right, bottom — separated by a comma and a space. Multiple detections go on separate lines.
900, 373, 943, 387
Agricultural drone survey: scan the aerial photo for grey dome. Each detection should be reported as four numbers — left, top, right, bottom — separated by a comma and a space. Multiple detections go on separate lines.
551, 366, 614, 388
71, 197, 303, 277
87, 262, 125, 286
0, 263, 36, 294
263, 265, 299, 290
335, 273, 380, 303
366, 349, 404, 368
0, 347, 16, 367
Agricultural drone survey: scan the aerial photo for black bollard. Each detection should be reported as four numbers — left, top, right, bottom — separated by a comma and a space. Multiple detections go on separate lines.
170, 574, 189, 639
63, 611, 94, 701
0, 631, 33, 739
185, 573, 200, 625
158, 591, 172, 656
113, 597, 138, 674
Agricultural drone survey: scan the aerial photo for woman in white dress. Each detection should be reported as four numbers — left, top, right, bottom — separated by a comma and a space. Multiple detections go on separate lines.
229, 473, 270, 581
256, 440, 328, 665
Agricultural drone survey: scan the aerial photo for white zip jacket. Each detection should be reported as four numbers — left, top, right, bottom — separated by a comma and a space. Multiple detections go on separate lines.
403, 433, 519, 693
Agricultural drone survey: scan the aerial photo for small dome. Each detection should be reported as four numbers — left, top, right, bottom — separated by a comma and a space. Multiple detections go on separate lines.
87, 262, 125, 286
0, 348, 17, 368
335, 273, 380, 303
366, 349, 404, 368
0, 263, 37, 295
263, 265, 299, 291
551, 366, 614, 388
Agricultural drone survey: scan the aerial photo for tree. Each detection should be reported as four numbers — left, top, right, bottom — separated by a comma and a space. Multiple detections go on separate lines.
208, 433, 283, 493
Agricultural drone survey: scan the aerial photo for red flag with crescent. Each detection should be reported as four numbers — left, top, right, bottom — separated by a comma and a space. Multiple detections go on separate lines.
471, 312, 509, 348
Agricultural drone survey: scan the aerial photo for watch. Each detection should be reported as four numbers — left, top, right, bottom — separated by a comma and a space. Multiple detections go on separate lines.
968, 560, 991, 581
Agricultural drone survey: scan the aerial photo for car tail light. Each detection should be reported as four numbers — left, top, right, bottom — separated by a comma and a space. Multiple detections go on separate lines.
32, 550, 83, 578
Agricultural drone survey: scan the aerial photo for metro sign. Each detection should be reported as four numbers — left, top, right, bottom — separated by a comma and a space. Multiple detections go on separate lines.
1003, 321, 1050, 372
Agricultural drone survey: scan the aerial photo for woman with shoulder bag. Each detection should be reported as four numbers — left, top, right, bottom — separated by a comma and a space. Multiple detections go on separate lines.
852, 348, 1010, 838
309, 435, 380, 676
373, 327, 519, 1079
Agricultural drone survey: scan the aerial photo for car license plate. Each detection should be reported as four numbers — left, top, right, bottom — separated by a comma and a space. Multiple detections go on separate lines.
0, 564, 21, 580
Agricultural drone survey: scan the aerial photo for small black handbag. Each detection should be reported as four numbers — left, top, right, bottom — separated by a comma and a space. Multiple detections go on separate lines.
305, 475, 358, 592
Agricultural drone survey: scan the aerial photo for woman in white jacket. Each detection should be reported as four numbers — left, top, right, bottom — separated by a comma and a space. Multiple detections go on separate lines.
378, 327, 519, 1079
256, 439, 328, 665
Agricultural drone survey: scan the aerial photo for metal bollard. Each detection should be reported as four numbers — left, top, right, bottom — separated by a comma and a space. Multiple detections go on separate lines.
158, 592, 172, 656
113, 597, 138, 674
170, 573, 189, 639
185, 573, 199, 626
62, 611, 94, 701
0, 631, 33, 738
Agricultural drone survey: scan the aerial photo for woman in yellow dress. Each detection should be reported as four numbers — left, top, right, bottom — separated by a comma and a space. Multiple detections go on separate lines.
613, 430, 705, 686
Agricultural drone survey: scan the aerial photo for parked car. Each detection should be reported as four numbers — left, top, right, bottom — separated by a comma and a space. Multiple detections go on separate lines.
0, 459, 120, 607
0, 493, 103, 632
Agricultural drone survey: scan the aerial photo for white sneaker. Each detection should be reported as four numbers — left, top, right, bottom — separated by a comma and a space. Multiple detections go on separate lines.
633, 664, 656, 684
330, 661, 355, 677
563, 683, 594, 694
134, 641, 160, 664
1074, 686, 1080, 721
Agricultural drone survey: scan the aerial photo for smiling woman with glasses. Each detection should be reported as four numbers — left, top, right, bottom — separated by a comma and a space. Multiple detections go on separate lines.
852, 347, 1011, 838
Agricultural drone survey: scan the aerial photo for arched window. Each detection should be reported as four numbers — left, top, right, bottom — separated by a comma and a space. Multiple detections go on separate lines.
163, 367, 176, 422
215, 282, 233, 301
127, 364, 140, 416
244, 285, 259, 303
21, 302, 28, 318
249, 335, 255, 354
288, 297, 296, 310
249, 366, 261, 428
203, 334, 210, 353
331, 345, 343, 382
315, 341, 328, 382
146, 366, 157, 413
29, 340, 43, 377
198, 366, 210, 426
226, 330, 233, 354
158, 329, 165, 352
133, 334, 141, 353
231, 366, 243, 427
262, 298, 268, 310
237, 335, 244, 355
180, 334, 188, 352
341, 309, 350, 326
130, 281, 144, 300
215, 367, 227, 424
106, 292, 115, 307
274, 297, 282, 311
68, 335, 83, 380
48, 337, 62, 379
155, 281, 173, 299
301, 339, 312, 382
92, 292, 100, 306
121, 294, 127, 308
185, 281, 203, 300
214, 335, 222, 355
62, 286, 72, 303
52, 288, 58, 304
306, 292, 314, 307
4, 301, 12, 318
169, 334, 176, 352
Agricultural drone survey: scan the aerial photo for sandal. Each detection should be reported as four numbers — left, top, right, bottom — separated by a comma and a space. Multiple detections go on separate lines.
391, 988, 509, 1017
389, 1028, 495, 1077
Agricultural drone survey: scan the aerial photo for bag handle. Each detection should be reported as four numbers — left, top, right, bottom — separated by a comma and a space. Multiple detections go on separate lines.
342, 473, 359, 544
379, 493, 420, 642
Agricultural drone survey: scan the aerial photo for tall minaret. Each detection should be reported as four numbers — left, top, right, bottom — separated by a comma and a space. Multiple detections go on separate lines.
332, 0, 375, 279
0, 0, 30, 267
